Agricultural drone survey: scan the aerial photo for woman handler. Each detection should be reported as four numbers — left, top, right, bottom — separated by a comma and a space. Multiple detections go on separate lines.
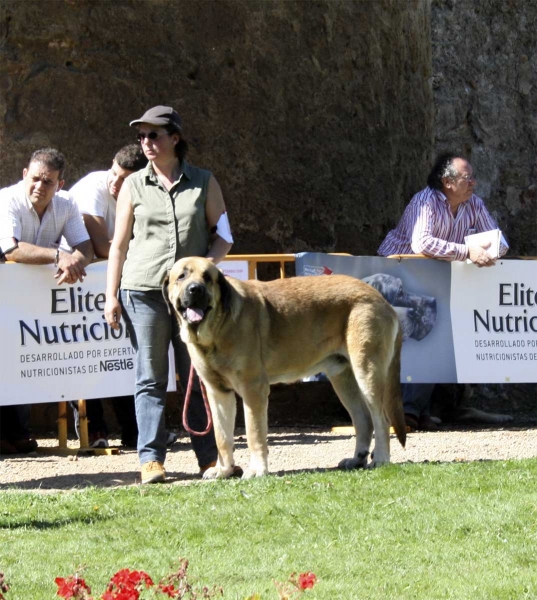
104, 106, 233, 484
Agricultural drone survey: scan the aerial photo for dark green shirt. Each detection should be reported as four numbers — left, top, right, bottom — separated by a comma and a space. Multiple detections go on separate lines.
121, 160, 211, 290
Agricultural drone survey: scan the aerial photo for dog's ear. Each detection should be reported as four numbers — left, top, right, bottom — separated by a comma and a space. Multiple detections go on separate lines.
162, 273, 173, 315
217, 269, 232, 314
217, 270, 243, 321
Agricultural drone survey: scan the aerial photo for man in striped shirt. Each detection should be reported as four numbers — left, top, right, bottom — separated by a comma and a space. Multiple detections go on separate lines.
378, 153, 508, 430
378, 152, 508, 265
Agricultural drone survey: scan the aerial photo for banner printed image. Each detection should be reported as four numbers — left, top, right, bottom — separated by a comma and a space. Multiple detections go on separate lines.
361, 273, 437, 342
301, 263, 438, 343
301, 271, 438, 383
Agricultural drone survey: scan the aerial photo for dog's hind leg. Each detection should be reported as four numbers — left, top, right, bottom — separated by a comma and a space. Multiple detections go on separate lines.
347, 340, 396, 467
353, 369, 392, 468
346, 310, 404, 467
202, 388, 238, 480
328, 368, 373, 470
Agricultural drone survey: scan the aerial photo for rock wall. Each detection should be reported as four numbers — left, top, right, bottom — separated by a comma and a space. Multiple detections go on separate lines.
0, 0, 432, 256
432, 0, 537, 256
1, 1, 534, 255
432, 0, 537, 416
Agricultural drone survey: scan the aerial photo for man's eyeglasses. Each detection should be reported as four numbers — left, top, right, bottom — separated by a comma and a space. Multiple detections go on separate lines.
458, 173, 477, 183
137, 131, 165, 142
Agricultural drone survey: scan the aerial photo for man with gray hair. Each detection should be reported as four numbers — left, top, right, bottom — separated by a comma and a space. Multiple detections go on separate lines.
379, 152, 508, 265
378, 152, 508, 430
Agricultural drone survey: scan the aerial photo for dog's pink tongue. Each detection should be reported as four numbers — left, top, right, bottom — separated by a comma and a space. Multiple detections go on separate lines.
186, 307, 204, 323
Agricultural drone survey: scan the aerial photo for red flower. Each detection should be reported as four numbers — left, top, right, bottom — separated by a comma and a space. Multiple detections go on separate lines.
158, 583, 177, 597
101, 591, 139, 600
109, 569, 154, 589
55, 576, 92, 599
101, 568, 154, 599
297, 572, 317, 590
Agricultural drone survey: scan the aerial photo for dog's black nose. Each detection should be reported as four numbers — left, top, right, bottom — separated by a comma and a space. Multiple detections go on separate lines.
186, 282, 205, 299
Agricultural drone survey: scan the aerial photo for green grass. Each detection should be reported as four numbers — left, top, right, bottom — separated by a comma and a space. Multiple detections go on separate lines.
1, 460, 537, 599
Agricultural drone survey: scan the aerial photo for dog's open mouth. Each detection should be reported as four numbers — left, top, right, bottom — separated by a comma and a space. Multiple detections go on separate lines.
185, 307, 204, 323
181, 305, 211, 325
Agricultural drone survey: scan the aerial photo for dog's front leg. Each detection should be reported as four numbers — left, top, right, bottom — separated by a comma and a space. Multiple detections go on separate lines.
240, 382, 270, 479
202, 388, 238, 480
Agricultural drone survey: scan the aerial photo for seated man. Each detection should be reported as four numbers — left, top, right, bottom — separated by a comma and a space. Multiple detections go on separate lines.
378, 152, 508, 430
379, 152, 508, 265
67, 144, 148, 448
0, 148, 93, 452
70, 144, 148, 259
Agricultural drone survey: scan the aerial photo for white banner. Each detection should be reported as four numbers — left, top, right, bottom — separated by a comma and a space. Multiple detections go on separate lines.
0, 262, 176, 406
2, 256, 535, 407
451, 260, 537, 383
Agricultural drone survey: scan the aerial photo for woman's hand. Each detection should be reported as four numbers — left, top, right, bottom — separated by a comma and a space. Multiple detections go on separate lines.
105, 295, 122, 330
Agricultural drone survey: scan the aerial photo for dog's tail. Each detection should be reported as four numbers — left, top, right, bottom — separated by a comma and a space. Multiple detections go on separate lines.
386, 325, 406, 448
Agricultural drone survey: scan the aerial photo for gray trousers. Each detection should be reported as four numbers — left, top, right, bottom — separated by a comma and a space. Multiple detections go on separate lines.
402, 383, 436, 418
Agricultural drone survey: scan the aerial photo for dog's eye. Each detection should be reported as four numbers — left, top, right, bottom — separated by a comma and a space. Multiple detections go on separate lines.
202, 271, 212, 284
177, 269, 188, 281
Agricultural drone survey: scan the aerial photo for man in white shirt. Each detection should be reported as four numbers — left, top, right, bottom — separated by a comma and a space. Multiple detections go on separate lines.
70, 144, 147, 258
0, 148, 93, 281
0, 148, 93, 454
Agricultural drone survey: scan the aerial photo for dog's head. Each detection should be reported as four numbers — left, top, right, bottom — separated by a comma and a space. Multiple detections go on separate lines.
163, 256, 233, 345
362, 273, 437, 342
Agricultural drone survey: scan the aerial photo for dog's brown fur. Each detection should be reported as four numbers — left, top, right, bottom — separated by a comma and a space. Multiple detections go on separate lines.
164, 257, 406, 479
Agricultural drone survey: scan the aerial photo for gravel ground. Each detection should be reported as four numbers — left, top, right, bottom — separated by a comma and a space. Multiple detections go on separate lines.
1, 426, 536, 492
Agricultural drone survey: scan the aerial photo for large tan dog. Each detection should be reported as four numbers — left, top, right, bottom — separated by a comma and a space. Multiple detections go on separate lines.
164, 256, 406, 479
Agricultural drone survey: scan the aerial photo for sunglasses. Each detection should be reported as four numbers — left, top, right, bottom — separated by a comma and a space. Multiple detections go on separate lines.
137, 131, 166, 142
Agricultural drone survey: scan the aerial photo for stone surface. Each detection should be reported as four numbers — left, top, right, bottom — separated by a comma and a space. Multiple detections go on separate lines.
0, 0, 533, 253
432, 0, 537, 256
0, 0, 432, 256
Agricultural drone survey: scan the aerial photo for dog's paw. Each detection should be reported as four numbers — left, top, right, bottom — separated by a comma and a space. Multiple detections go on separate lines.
338, 452, 369, 470
202, 466, 234, 480
241, 466, 269, 479
367, 456, 390, 469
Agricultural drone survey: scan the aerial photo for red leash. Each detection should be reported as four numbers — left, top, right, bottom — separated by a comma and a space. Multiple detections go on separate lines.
183, 364, 213, 436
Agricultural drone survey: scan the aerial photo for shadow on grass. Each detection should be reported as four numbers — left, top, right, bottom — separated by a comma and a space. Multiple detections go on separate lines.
0, 469, 205, 491
1, 512, 114, 530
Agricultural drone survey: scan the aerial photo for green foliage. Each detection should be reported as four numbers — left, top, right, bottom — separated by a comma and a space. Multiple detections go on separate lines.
1, 459, 537, 599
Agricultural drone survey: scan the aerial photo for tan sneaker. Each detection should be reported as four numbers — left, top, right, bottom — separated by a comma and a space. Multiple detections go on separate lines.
141, 461, 166, 484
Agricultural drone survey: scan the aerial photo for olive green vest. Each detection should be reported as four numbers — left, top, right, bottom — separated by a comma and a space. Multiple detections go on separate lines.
121, 161, 211, 290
